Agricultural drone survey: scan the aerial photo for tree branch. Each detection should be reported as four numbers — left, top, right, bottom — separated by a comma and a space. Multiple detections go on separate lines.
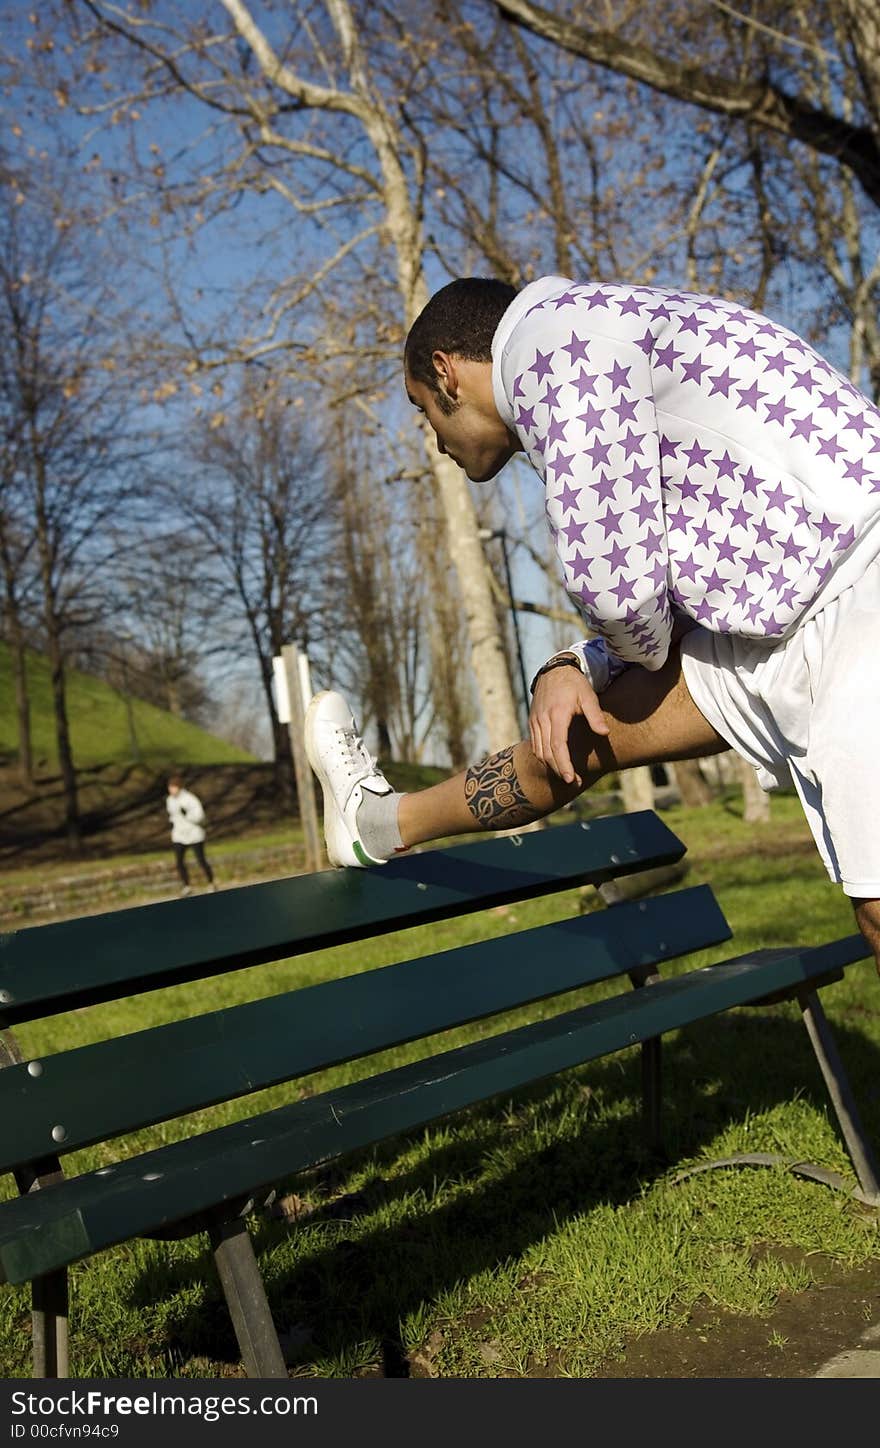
220, 0, 368, 120
495, 0, 880, 210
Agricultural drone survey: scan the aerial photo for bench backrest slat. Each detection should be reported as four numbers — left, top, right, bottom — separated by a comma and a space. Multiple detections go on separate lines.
0, 815, 685, 1025
0, 886, 730, 1171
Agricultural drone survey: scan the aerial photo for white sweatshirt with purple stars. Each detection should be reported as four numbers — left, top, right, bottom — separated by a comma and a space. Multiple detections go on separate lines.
492, 275, 880, 688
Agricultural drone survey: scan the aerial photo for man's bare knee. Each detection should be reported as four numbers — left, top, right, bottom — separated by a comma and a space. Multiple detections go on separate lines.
568, 649, 727, 778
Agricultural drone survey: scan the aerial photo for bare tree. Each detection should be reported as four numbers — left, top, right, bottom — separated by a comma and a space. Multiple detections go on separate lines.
45, 0, 522, 750
171, 375, 336, 800
494, 1, 880, 208
73, 549, 216, 725
114, 547, 216, 721
781, 5, 880, 399
0, 166, 145, 845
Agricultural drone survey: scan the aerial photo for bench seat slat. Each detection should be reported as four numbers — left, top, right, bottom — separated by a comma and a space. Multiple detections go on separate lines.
0, 932, 868, 1285
0, 887, 730, 1171
0, 816, 685, 1025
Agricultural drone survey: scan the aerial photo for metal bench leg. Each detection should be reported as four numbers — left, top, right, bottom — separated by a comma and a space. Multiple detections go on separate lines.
627, 963, 663, 1156
603, 871, 666, 1156
640, 1037, 663, 1155
0, 1034, 68, 1378
31, 1271, 69, 1378
798, 987, 880, 1204
208, 1214, 287, 1379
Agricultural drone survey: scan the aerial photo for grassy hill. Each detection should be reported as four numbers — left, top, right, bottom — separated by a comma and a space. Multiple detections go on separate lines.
0, 643, 452, 871
0, 642, 256, 770
0, 642, 269, 868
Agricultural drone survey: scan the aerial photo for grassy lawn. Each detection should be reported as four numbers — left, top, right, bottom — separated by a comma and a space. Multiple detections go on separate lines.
1, 791, 878, 1378
2, 826, 310, 890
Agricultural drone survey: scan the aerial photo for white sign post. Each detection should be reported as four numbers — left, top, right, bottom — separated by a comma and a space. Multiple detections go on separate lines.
273, 645, 323, 873
272, 654, 291, 724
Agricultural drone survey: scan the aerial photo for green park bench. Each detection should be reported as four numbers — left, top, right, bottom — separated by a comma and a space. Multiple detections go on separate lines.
0, 813, 877, 1378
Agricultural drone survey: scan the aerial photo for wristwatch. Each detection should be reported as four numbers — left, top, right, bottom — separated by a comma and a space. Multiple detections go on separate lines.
529, 652, 583, 696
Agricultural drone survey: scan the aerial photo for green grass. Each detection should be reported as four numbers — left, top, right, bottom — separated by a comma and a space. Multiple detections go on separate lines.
3, 825, 309, 890
1, 792, 878, 1379
0, 642, 255, 769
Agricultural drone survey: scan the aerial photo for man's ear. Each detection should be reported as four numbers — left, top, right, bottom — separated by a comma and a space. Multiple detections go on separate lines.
431, 349, 459, 401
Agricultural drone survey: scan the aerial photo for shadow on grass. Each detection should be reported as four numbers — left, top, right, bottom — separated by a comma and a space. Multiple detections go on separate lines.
129, 1003, 880, 1376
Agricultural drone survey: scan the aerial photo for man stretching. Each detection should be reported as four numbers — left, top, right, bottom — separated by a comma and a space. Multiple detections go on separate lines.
305, 274, 880, 975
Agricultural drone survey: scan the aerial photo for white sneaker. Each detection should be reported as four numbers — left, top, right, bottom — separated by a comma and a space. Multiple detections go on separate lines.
304, 691, 393, 868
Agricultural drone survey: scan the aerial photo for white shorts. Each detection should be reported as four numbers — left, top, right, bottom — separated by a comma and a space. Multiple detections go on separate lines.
680, 561, 880, 898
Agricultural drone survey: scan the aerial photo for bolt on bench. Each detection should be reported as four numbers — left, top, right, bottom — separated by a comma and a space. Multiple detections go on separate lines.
0, 813, 877, 1378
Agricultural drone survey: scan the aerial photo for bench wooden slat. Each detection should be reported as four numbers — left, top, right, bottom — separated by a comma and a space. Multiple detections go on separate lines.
0, 886, 730, 1171
0, 816, 685, 1025
0, 932, 868, 1286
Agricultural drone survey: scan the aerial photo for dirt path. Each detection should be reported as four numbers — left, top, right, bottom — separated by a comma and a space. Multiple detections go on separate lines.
594, 1252, 880, 1378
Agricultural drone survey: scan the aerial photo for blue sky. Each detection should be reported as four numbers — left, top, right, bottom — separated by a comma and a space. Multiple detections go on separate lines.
4, 2, 879, 760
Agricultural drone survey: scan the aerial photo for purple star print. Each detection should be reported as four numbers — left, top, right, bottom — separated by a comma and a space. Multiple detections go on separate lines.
500, 274, 880, 672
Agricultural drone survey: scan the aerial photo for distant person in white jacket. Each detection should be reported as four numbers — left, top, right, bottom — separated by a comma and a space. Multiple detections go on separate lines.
166, 775, 216, 895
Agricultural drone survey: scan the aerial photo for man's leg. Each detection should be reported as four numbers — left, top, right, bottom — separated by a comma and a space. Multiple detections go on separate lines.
852, 901, 880, 980
399, 649, 727, 846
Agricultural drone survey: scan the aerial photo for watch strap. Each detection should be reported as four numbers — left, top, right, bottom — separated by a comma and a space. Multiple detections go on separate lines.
529, 652, 583, 696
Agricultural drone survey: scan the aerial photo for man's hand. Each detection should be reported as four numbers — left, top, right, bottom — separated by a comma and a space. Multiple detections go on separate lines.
529, 664, 610, 786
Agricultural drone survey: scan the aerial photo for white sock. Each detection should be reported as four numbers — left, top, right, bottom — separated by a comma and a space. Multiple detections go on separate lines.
356, 788, 405, 859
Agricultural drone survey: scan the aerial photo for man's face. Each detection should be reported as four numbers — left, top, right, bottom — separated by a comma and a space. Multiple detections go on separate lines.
405, 366, 519, 483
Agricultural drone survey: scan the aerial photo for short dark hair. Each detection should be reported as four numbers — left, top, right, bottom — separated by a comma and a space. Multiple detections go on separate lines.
405, 278, 518, 407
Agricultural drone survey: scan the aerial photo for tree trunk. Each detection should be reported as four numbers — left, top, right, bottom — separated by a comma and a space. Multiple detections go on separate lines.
33, 463, 80, 849
272, 748, 295, 808
122, 679, 142, 765
14, 652, 33, 789
619, 765, 655, 813
396, 308, 520, 750
8, 619, 33, 790
45, 624, 80, 850
0, 527, 33, 788
420, 429, 521, 752
165, 677, 182, 716
668, 756, 714, 807
376, 715, 393, 759
739, 756, 770, 823
365, 99, 521, 751
418, 473, 487, 766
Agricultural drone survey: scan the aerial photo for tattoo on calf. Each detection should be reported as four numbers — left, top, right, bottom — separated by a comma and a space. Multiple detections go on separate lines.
464, 746, 540, 830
